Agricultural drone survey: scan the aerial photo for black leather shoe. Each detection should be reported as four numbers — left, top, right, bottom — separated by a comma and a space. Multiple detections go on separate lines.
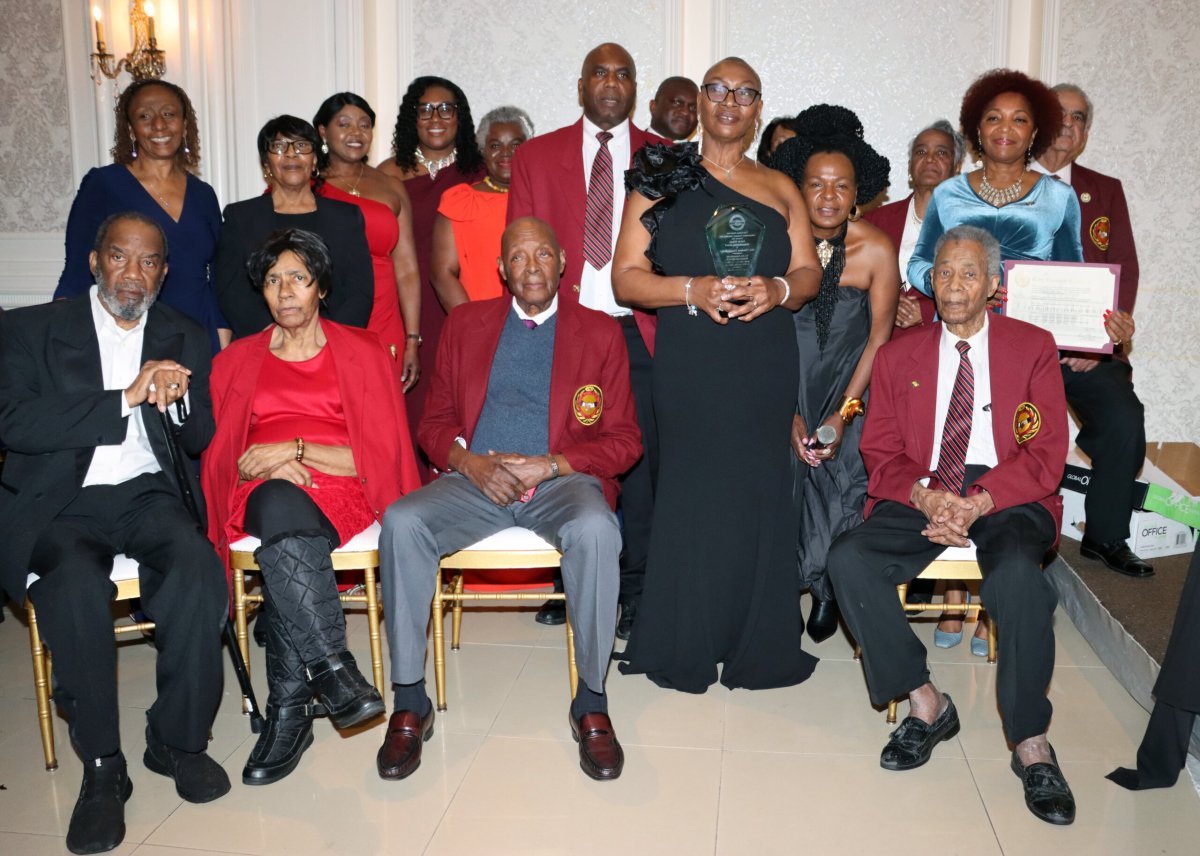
806, 598, 840, 643
67, 753, 132, 855
377, 707, 435, 780
535, 598, 567, 626
1011, 745, 1076, 825
143, 727, 230, 803
616, 601, 637, 641
1079, 538, 1154, 578
880, 694, 960, 771
305, 651, 386, 729
242, 704, 316, 786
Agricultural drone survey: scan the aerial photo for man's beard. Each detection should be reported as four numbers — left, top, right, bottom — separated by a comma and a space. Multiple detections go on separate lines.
97, 273, 158, 322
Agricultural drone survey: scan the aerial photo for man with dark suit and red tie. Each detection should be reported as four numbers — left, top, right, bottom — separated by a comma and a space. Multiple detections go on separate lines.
507, 42, 664, 638
376, 218, 642, 782
1033, 82, 1151, 578
827, 225, 1077, 825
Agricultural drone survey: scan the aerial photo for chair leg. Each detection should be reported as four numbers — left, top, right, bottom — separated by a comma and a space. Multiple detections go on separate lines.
451, 573, 464, 651
565, 609, 578, 699
887, 699, 898, 725
364, 563, 385, 694
986, 611, 998, 664
27, 603, 58, 771
432, 569, 448, 712
853, 645, 861, 661
232, 565, 250, 679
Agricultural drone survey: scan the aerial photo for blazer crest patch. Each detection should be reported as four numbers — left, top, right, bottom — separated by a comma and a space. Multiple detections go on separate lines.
573, 384, 603, 426
1089, 216, 1111, 252
1013, 401, 1041, 445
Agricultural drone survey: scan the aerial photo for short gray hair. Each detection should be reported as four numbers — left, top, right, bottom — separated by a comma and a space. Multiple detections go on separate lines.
934, 225, 1001, 277
476, 106, 535, 150
1052, 83, 1094, 130
909, 119, 966, 170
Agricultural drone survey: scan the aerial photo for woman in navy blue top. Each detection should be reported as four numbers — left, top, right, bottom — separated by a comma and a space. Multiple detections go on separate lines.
55, 79, 228, 351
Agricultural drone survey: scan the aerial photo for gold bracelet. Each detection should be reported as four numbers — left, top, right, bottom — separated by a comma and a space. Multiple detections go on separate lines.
837, 396, 864, 424
295, 437, 305, 463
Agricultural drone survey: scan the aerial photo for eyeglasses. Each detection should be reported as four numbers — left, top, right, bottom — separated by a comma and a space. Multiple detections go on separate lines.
266, 139, 315, 156
701, 83, 761, 107
416, 102, 458, 120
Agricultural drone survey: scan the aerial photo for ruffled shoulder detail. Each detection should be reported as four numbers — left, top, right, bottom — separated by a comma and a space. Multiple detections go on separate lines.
624, 142, 706, 199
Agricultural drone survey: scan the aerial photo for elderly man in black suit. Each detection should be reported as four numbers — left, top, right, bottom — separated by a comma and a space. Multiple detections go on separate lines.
0, 212, 229, 855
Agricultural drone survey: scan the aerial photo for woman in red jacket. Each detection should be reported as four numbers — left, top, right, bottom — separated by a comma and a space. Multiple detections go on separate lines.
202, 228, 420, 786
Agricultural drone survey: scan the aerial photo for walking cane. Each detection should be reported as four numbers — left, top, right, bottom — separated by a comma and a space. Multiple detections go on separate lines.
157, 405, 265, 734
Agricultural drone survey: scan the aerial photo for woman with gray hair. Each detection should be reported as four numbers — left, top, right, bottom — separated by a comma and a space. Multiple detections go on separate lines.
431, 106, 534, 309
864, 119, 965, 334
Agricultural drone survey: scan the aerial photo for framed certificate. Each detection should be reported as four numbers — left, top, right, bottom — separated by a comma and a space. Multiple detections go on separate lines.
1003, 260, 1121, 353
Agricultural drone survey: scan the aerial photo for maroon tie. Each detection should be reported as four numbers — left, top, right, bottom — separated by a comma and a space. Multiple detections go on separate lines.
936, 341, 974, 495
582, 131, 614, 268
523, 319, 537, 330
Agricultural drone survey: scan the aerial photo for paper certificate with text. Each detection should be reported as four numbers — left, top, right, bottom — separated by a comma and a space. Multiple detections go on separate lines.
1003, 261, 1120, 353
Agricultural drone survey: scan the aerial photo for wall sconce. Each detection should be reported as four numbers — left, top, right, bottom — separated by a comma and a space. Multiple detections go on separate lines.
90, 1, 166, 83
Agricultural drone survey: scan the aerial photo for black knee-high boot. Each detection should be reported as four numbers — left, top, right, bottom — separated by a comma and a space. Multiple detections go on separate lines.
255, 535, 384, 729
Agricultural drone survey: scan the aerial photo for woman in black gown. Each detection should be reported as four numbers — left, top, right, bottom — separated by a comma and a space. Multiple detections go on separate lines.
771, 106, 898, 642
613, 57, 823, 692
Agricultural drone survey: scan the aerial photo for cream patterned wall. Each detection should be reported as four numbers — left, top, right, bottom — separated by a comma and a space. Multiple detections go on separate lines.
1054, 0, 1199, 443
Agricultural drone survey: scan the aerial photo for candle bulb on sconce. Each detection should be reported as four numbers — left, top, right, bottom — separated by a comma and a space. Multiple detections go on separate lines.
145, 2, 157, 44
92, 5, 106, 52
89, 0, 166, 83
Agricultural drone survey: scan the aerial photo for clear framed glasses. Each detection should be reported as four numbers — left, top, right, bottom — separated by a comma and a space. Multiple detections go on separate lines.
701, 83, 761, 107
266, 139, 315, 156
416, 102, 458, 120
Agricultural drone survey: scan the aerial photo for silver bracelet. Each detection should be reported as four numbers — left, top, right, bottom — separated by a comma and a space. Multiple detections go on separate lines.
683, 277, 697, 316
548, 455, 560, 479
773, 276, 791, 307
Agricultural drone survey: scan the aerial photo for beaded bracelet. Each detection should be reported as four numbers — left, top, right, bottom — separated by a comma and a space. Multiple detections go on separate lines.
773, 276, 791, 307
683, 277, 697, 316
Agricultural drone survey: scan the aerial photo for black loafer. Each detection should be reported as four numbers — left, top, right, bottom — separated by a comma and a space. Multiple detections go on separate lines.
143, 727, 230, 803
535, 598, 567, 626
806, 598, 840, 643
880, 694, 960, 771
242, 704, 316, 786
1079, 538, 1154, 578
67, 753, 132, 855
616, 601, 637, 641
1011, 745, 1076, 825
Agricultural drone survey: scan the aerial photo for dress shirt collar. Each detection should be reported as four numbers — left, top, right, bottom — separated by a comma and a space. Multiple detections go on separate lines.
1031, 159, 1073, 185
89, 284, 148, 341
512, 294, 559, 325
940, 311, 989, 352
582, 115, 630, 145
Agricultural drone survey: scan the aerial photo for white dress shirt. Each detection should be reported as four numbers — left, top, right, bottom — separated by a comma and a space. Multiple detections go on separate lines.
512, 294, 559, 325
578, 116, 631, 317
898, 196, 921, 290
1031, 159, 1073, 185
929, 313, 997, 472
82, 286, 162, 486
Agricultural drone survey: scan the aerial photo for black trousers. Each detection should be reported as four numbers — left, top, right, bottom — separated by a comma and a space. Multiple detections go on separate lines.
1061, 358, 1145, 542
828, 500, 1058, 744
28, 473, 227, 760
616, 316, 657, 604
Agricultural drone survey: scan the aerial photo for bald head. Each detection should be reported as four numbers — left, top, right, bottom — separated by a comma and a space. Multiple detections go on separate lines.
498, 217, 566, 316
579, 42, 637, 130
704, 56, 761, 90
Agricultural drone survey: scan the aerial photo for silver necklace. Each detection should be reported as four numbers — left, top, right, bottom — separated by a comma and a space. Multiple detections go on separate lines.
701, 151, 745, 178
415, 147, 456, 179
978, 171, 1023, 207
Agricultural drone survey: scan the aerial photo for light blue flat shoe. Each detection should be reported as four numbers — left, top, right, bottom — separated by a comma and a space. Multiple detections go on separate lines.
934, 626, 964, 648
970, 634, 989, 657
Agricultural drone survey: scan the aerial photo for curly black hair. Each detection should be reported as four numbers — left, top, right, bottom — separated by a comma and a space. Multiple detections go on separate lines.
111, 79, 201, 173
388, 76, 484, 175
771, 104, 890, 205
959, 68, 1062, 160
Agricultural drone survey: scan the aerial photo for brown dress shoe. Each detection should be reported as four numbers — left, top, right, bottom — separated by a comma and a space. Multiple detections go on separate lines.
569, 712, 624, 780
377, 709, 434, 780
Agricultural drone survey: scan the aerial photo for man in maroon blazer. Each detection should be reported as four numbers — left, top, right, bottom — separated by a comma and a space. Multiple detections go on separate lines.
377, 218, 642, 782
1034, 83, 1151, 578
507, 42, 665, 637
828, 225, 1076, 825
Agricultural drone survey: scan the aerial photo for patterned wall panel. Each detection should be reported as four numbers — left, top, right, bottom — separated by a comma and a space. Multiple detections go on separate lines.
1056, 0, 1198, 442
0, 0, 74, 232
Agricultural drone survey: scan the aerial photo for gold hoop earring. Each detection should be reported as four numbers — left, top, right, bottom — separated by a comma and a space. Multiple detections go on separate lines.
848, 204, 861, 222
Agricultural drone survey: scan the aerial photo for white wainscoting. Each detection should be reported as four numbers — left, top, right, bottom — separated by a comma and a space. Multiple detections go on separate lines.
0, 234, 65, 309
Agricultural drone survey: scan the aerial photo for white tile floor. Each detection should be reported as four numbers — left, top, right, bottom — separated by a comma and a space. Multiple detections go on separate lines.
1, 594, 1197, 855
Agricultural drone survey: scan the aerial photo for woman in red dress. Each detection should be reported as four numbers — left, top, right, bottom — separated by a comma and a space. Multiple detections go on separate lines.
314, 92, 421, 390
202, 229, 420, 786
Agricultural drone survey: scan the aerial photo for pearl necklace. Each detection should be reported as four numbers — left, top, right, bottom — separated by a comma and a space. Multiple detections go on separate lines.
483, 176, 508, 193
415, 147, 456, 179
701, 151, 745, 178
978, 171, 1024, 207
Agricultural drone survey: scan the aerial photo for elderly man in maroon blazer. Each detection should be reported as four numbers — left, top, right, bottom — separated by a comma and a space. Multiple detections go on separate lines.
377, 218, 642, 783
507, 42, 665, 638
1034, 82, 1151, 578
828, 225, 1076, 826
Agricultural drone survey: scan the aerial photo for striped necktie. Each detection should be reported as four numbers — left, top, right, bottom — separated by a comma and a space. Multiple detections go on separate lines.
936, 340, 974, 495
582, 131, 614, 268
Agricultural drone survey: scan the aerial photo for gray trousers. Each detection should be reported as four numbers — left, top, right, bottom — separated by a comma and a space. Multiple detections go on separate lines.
380, 473, 621, 693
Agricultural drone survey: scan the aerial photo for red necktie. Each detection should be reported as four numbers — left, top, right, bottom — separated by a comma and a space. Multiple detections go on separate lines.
582, 131, 614, 268
936, 340, 974, 495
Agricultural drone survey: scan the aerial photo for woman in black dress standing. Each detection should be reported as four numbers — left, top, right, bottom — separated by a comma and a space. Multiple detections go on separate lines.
613, 57, 823, 692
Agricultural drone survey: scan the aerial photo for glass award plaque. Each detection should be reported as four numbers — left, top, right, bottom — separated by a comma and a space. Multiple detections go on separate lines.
705, 204, 766, 278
